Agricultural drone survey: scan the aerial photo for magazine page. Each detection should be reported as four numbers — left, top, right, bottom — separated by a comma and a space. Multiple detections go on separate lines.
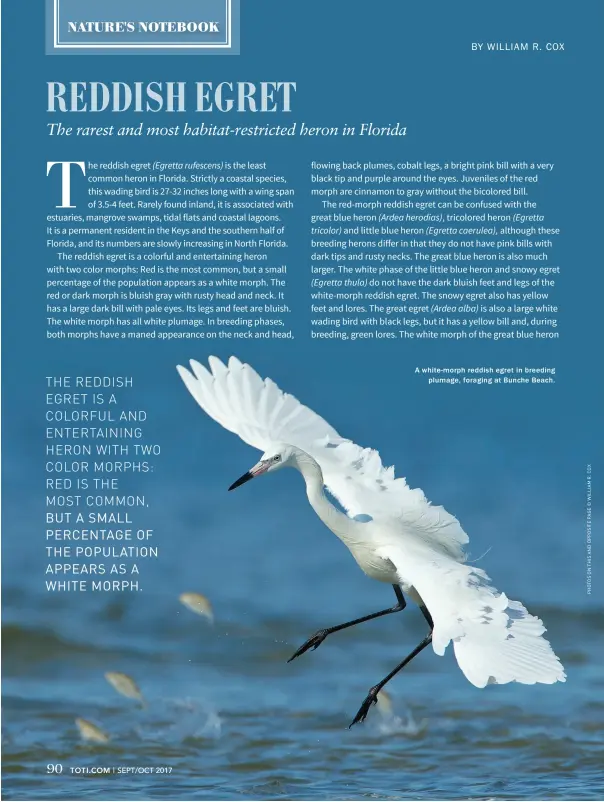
2, 1, 602, 800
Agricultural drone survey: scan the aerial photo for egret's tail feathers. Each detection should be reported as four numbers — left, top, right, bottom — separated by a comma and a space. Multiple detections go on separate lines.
452, 599, 566, 687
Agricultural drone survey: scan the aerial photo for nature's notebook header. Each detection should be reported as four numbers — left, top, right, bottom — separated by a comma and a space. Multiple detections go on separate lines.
46, 0, 240, 54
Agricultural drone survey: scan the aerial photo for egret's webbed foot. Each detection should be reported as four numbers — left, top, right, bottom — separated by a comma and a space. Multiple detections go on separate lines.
349, 687, 379, 727
287, 630, 329, 662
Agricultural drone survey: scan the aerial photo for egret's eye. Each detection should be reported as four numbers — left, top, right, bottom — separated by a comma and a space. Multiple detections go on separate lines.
273, 455, 281, 462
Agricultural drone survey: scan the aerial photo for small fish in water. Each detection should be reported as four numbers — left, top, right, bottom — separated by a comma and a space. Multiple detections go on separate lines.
75, 718, 110, 743
375, 690, 393, 717
377, 709, 428, 736
105, 671, 145, 705
179, 592, 214, 623
374, 691, 428, 736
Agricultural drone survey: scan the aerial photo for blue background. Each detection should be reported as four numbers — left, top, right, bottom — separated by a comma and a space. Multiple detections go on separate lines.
2, 1, 604, 800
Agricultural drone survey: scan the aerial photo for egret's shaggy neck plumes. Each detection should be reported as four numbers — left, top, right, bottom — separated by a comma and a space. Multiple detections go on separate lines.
289, 447, 360, 545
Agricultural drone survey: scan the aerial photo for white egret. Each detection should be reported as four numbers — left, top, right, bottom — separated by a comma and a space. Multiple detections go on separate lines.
177, 356, 566, 726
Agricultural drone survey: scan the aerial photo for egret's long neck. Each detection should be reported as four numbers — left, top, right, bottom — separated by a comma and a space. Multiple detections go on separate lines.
292, 450, 360, 546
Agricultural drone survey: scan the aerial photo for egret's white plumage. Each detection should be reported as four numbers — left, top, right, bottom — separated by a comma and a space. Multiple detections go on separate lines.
177, 356, 565, 690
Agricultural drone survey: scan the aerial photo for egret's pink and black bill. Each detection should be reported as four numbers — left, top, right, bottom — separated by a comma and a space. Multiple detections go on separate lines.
228, 471, 254, 491
228, 459, 271, 490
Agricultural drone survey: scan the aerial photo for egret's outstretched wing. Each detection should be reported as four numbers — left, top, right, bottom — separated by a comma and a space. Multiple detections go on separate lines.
315, 439, 469, 560
177, 356, 343, 453
374, 536, 566, 687
177, 356, 468, 559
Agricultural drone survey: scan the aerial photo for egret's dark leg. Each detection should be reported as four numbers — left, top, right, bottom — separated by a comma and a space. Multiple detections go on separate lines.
349, 604, 434, 728
420, 604, 434, 629
288, 585, 406, 663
